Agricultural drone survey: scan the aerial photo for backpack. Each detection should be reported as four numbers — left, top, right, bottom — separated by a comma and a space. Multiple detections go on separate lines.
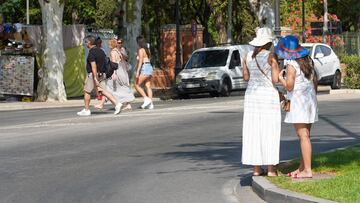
103, 56, 118, 79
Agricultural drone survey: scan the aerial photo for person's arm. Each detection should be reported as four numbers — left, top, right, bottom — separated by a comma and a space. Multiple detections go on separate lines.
110, 50, 118, 63
279, 64, 296, 91
242, 57, 250, 81
120, 47, 129, 61
313, 69, 318, 93
136, 48, 144, 78
88, 51, 100, 89
269, 53, 280, 83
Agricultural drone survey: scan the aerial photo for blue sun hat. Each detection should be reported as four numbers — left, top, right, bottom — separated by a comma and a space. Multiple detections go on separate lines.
275, 35, 309, 60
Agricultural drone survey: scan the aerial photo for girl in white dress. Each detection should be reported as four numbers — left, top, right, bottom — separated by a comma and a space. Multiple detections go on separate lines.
275, 35, 318, 179
242, 27, 281, 176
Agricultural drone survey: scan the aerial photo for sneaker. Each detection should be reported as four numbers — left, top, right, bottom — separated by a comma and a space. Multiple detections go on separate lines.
148, 103, 154, 110
114, 103, 123, 115
77, 108, 91, 116
141, 97, 152, 109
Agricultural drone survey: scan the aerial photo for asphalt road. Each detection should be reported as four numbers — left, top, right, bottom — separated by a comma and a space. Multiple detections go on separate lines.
0, 93, 359, 203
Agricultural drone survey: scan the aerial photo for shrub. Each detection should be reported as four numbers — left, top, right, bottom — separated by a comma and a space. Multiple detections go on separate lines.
341, 55, 360, 89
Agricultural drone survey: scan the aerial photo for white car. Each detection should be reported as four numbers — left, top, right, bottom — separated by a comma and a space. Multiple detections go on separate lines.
176, 45, 253, 98
302, 43, 341, 89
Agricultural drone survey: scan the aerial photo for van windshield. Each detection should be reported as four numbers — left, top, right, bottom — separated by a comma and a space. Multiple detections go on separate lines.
185, 50, 229, 69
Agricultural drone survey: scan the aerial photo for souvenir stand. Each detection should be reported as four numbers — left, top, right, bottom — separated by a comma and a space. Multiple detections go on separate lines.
0, 22, 36, 99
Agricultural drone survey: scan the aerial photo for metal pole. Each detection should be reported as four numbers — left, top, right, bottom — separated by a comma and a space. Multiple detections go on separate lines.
26, 0, 30, 24
274, 0, 281, 39
302, 0, 305, 43
175, 0, 181, 74
227, 0, 233, 43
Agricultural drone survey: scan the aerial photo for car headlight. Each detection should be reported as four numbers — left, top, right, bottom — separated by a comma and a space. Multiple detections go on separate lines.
176, 75, 182, 84
206, 72, 218, 80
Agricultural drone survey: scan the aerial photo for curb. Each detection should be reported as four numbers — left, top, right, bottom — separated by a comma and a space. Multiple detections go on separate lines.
329, 89, 360, 95
0, 97, 160, 111
252, 176, 338, 203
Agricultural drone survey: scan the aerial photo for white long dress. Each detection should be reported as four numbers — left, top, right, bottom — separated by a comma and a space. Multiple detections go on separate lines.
105, 49, 135, 103
242, 50, 281, 166
284, 60, 318, 123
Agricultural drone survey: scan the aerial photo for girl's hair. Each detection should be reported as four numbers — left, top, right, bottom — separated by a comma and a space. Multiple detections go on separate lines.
252, 42, 272, 58
136, 35, 151, 58
295, 55, 314, 80
108, 39, 117, 49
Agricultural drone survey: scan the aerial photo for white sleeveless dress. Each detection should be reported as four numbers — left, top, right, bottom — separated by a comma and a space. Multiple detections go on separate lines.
284, 60, 318, 123
242, 50, 281, 165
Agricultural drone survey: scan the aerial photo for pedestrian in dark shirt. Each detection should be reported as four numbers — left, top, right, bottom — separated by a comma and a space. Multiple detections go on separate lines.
77, 35, 122, 116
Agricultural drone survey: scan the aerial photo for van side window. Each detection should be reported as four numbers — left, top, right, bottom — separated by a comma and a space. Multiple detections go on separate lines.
230, 50, 240, 67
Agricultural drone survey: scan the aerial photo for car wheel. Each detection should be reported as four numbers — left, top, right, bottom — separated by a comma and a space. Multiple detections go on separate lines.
210, 92, 219, 97
220, 79, 231, 97
331, 70, 341, 89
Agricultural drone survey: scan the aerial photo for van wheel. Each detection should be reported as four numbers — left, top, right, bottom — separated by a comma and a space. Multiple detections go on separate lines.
220, 79, 231, 97
210, 92, 219, 97
331, 71, 341, 89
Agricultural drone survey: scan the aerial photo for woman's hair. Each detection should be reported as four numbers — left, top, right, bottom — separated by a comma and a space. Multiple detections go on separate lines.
108, 39, 117, 49
252, 42, 272, 59
295, 55, 314, 80
95, 37, 102, 48
136, 35, 151, 58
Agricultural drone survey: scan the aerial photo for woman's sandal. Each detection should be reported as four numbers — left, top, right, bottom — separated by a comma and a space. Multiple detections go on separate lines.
253, 169, 266, 176
287, 169, 300, 177
122, 104, 132, 111
293, 173, 312, 179
94, 104, 104, 110
267, 171, 278, 177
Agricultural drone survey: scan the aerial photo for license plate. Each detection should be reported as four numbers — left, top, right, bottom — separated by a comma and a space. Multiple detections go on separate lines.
185, 83, 200, 88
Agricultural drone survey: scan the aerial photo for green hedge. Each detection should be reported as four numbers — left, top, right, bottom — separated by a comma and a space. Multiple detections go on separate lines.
341, 55, 360, 89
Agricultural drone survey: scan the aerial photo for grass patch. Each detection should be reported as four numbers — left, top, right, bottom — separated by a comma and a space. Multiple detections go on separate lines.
268, 145, 360, 203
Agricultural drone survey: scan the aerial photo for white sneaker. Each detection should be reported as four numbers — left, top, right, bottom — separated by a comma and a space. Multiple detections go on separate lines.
141, 97, 152, 109
148, 103, 154, 110
77, 108, 91, 116
114, 103, 123, 115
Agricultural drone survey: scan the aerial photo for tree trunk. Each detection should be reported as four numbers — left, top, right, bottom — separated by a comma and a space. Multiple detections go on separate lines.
248, 0, 274, 28
121, 0, 143, 76
37, 0, 66, 102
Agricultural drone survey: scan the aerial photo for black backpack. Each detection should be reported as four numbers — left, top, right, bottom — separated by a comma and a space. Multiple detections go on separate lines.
103, 57, 118, 79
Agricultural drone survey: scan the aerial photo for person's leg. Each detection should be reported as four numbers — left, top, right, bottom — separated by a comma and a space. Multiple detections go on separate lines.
94, 97, 106, 109
135, 76, 148, 98
84, 91, 91, 110
144, 77, 153, 99
253, 165, 263, 176
293, 123, 313, 178
100, 89, 118, 106
267, 165, 278, 176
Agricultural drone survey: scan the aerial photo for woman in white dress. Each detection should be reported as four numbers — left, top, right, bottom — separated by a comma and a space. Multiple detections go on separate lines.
242, 27, 281, 176
95, 39, 135, 111
275, 35, 318, 179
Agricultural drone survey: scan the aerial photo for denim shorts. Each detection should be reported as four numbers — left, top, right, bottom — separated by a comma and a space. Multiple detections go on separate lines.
141, 63, 153, 76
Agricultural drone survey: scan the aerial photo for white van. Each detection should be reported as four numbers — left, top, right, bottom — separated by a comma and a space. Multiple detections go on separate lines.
175, 45, 253, 97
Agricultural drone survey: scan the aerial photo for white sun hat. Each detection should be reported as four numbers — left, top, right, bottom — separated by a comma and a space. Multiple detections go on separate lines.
249, 27, 275, 47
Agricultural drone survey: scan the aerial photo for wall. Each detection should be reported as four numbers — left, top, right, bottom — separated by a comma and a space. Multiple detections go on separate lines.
152, 24, 203, 89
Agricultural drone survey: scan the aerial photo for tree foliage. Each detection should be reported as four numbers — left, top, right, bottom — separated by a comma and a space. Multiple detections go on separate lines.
0, 0, 41, 24
328, 0, 360, 32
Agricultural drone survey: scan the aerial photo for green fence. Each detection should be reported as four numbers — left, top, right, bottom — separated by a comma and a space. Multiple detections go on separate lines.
334, 32, 360, 56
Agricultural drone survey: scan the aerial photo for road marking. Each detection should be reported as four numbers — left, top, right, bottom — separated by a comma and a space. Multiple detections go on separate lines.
0, 101, 244, 130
